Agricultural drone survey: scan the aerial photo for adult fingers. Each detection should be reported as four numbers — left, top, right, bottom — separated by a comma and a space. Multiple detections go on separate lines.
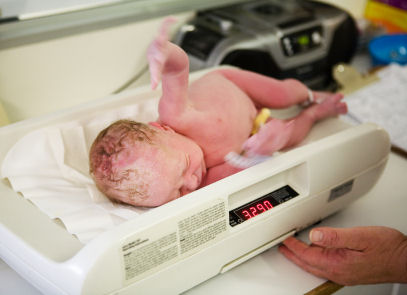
281, 236, 331, 266
309, 227, 373, 251
278, 245, 329, 278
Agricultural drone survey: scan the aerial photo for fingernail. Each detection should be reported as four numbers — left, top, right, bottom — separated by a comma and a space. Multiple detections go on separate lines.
310, 230, 323, 242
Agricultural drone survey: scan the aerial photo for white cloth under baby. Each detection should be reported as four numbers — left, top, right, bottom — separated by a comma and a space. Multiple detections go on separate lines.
1, 96, 161, 243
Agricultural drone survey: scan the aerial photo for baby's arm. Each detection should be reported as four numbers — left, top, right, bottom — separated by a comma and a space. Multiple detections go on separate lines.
216, 68, 310, 108
147, 18, 190, 123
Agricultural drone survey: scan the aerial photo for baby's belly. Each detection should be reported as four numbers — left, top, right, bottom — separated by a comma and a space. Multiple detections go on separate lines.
203, 117, 251, 164
190, 74, 257, 166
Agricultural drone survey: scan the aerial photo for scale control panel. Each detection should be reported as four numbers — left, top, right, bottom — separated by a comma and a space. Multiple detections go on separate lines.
229, 185, 299, 227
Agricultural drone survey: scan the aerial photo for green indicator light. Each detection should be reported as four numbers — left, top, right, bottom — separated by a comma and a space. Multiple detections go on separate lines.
298, 35, 309, 46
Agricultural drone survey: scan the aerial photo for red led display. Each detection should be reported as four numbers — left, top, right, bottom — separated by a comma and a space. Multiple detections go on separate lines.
239, 200, 273, 219
229, 185, 299, 226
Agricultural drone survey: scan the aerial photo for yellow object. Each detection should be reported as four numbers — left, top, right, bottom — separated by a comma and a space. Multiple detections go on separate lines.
332, 63, 379, 95
251, 108, 271, 135
0, 101, 9, 127
365, 0, 407, 33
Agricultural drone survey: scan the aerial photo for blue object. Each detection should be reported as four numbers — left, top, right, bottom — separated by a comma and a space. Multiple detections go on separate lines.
369, 34, 407, 66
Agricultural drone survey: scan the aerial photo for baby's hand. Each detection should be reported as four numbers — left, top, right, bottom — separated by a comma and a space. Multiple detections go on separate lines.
243, 119, 293, 156
147, 17, 177, 89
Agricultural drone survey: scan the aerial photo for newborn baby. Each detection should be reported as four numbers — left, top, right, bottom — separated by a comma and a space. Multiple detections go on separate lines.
89, 18, 347, 207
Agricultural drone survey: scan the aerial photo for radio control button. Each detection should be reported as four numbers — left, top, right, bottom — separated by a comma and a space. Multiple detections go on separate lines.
312, 31, 322, 44
283, 37, 294, 56
220, 19, 233, 32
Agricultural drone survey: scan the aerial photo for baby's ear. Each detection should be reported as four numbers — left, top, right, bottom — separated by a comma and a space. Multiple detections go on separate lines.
148, 121, 174, 132
148, 121, 163, 129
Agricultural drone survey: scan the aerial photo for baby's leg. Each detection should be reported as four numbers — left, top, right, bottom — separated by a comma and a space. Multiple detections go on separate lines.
243, 93, 347, 155
217, 68, 313, 108
284, 93, 347, 148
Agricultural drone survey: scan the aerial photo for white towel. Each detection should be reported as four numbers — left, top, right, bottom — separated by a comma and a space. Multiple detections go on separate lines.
1, 96, 160, 243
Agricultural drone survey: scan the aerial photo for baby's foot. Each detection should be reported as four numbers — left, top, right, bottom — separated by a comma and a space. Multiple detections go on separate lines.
313, 91, 341, 104
147, 17, 177, 89
312, 93, 347, 120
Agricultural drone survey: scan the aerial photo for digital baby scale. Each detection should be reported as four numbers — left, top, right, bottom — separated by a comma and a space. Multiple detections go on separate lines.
0, 69, 390, 294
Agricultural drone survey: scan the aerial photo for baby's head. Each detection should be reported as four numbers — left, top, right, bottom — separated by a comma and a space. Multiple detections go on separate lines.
89, 120, 206, 207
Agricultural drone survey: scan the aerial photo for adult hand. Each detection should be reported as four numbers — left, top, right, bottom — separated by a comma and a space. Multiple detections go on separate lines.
279, 226, 407, 285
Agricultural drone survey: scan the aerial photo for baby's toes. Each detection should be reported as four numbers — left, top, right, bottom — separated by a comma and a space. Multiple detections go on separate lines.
336, 102, 348, 114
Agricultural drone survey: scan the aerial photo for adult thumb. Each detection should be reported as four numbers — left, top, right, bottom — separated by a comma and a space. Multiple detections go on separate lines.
309, 227, 370, 251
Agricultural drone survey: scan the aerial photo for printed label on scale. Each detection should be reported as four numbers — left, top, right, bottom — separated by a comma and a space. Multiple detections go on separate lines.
178, 201, 227, 254
121, 199, 227, 284
122, 232, 178, 281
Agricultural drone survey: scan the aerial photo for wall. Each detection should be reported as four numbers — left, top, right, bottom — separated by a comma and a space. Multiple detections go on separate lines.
317, 0, 368, 19
0, 13, 192, 122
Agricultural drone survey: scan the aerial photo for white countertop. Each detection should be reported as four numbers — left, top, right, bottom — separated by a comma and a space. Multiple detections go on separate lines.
1, 151, 406, 295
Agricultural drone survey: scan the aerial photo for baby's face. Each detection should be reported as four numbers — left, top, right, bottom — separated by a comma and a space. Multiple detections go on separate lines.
122, 124, 206, 207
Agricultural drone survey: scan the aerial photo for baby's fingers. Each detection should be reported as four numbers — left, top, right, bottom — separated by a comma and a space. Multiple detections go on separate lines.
242, 134, 265, 155
157, 17, 177, 44
147, 17, 177, 89
147, 51, 164, 89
